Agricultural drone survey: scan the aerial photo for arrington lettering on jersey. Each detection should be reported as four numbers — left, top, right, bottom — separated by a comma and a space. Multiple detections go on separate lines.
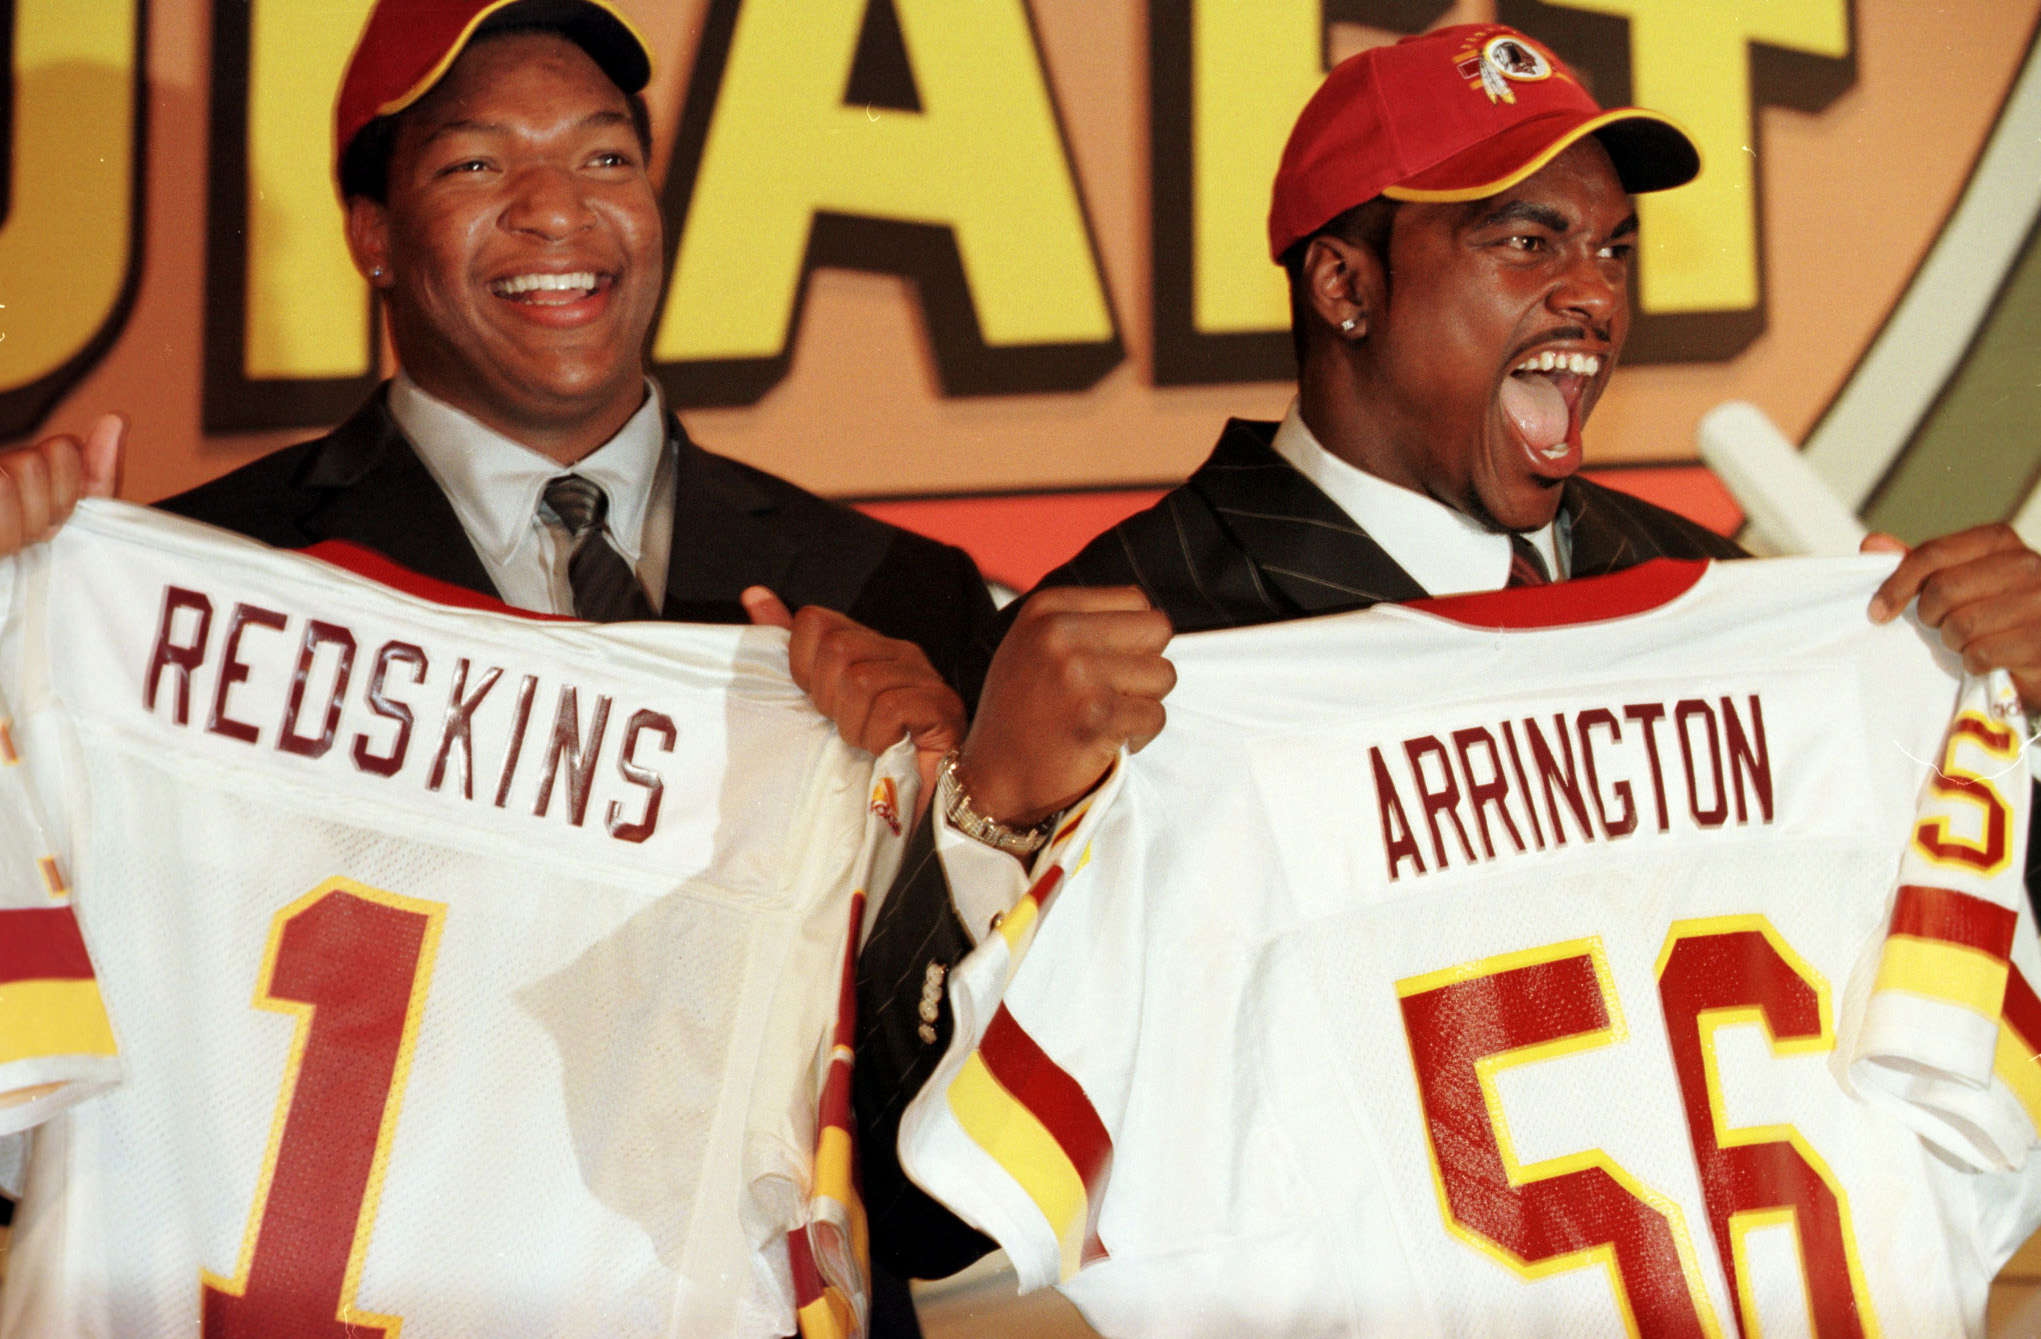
1371, 693, 1773, 880
139, 584, 673, 844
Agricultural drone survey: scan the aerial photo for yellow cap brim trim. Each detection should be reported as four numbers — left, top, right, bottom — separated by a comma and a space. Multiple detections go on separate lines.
1382, 108, 1701, 204
374, 0, 655, 120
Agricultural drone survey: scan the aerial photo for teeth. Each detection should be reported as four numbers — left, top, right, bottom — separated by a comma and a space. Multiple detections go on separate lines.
492, 271, 598, 295
1513, 351, 1601, 377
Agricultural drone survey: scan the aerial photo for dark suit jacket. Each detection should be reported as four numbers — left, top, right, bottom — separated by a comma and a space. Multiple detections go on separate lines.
854, 417, 1748, 1280
156, 385, 995, 1339
157, 387, 998, 687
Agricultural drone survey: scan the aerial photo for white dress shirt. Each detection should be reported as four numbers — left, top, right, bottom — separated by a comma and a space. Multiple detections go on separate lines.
1269, 399, 1566, 589
389, 374, 675, 616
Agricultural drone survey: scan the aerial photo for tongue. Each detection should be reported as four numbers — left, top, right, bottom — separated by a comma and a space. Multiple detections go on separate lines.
1500, 373, 1568, 451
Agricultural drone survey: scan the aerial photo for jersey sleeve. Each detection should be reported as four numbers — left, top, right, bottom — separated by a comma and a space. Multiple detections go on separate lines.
0, 679, 120, 1134
895, 761, 1129, 1294
1849, 670, 2041, 1171
787, 856, 880, 1339
733, 737, 920, 1339
796, 741, 920, 1339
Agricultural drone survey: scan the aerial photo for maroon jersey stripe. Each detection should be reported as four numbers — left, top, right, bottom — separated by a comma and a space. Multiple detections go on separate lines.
0, 906, 95, 982
1412, 557, 1708, 629
788, 1227, 827, 1311
1890, 884, 2019, 960
980, 1004, 1113, 1264
2003, 965, 2041, 1053
302, 541, 573, 621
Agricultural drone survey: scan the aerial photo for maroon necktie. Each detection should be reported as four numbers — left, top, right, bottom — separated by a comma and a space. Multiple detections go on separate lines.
541, 475, 656, 622
1506, 532, 1552, 588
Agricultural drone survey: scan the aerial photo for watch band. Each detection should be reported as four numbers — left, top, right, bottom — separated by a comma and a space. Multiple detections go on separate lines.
936, 751, 1053, 858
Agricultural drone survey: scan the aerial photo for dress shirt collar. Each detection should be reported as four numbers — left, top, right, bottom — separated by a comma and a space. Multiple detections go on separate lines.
388, 373, 668, 567
1268, 400, 1563, 594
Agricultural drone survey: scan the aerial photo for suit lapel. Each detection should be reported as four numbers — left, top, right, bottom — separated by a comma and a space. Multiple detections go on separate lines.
1561, 477, 1653, 578
659, 417, 800, 623
292, 393, 498, 596
1189, 420, 1427, 614
292, 404, 806, 622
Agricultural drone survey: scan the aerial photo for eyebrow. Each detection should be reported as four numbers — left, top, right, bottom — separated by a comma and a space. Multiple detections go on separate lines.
416, 108, 635, 148
1471, 200, 1570, 232
1469, 199, 1640, 240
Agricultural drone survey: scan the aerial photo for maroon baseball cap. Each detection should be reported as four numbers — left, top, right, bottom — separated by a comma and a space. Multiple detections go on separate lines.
334, 0, 653, 182
1267, 24, 1699, 261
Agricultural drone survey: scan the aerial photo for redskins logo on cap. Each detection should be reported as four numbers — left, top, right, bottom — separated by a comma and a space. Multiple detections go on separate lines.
1455, 30, 1555, 104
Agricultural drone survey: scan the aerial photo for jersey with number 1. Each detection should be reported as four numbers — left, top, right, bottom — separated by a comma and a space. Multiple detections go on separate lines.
902, 555, 2041, 1338
0, 500, 910, 1339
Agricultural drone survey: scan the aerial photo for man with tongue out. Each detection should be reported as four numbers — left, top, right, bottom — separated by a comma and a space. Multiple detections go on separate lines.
854, 22, 2041, 1284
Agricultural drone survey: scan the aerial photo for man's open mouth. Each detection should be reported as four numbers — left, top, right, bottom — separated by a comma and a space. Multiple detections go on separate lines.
489, 271, 604, 304
1501, 351, 1601, 461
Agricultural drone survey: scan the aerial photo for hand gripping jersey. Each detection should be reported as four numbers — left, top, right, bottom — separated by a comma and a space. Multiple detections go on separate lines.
0, 501, 912, 1339
900, 556, 2041, 1339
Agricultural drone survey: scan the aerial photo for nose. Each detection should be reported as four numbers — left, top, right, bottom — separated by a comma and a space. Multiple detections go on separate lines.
1548, 246, 1624, 333
501, 165, 594, 240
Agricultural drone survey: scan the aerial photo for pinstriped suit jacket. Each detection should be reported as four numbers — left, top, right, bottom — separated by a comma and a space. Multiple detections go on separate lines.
855, 417, 1747, 1280
955, 416, 1747, 703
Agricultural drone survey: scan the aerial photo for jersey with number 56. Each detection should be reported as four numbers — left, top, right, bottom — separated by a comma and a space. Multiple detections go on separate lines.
0, 501, 909, 1339
902, 555, 2041, 1339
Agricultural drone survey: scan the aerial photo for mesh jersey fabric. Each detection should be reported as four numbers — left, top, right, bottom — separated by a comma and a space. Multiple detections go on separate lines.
900, 555, 2041, 1338
0, 500, 912, 1339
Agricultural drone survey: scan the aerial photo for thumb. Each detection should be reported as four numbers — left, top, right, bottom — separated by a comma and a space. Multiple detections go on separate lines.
740, 585, 794, 629
83, 413, 126, 498
1859, 531, 1907, 556
904, 697, 966, 769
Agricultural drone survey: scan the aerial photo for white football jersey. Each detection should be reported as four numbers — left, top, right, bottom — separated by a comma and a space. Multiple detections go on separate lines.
0, 501, 911, 1339
901, 556, 2041, 1338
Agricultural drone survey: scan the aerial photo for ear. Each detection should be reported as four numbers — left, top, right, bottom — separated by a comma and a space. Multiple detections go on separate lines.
345, 196, 395, 291
1302, 232, 1380, 340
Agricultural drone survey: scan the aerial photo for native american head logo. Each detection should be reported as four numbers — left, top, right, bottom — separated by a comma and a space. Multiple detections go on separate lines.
870, 776, 902, 836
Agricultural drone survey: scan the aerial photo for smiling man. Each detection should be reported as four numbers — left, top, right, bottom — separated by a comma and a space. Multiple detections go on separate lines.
13, 0, 990, 726
2, 4, 990, 1334
856, 22, 2041, 1285
346, 27, 665, 468
171, 0, 990, 686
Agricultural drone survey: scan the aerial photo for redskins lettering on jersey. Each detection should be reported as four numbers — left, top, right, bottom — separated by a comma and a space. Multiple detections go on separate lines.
0, 501, 910, 1339
137, 582, 681, 845
902, 556, 2041, 1339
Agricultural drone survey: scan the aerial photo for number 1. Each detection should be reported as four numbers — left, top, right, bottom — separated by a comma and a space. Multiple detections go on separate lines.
200, 879, 443, 1338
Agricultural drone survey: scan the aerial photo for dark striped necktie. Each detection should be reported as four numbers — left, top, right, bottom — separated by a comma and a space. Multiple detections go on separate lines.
541, 474, 655, 622
1506, 531, 1552, 588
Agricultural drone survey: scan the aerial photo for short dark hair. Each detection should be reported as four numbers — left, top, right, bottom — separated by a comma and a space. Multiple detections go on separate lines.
1280, 197, 1399, 367
337, 27, 655, 203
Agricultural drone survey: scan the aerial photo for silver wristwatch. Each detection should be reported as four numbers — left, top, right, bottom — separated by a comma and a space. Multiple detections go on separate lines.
936, 751, 1053, 858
